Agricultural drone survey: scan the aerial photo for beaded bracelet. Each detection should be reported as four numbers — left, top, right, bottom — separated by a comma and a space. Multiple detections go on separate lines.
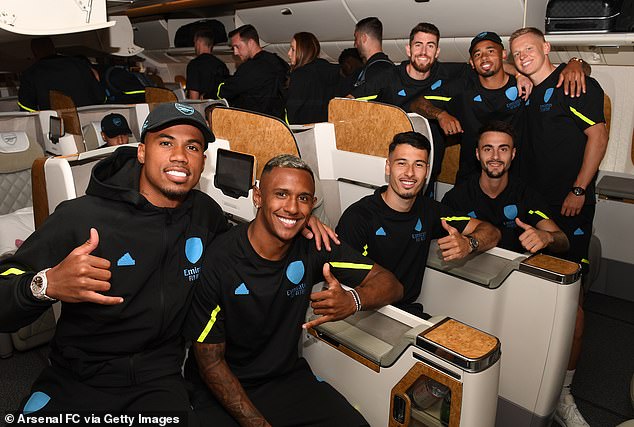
348, 288, 362, 312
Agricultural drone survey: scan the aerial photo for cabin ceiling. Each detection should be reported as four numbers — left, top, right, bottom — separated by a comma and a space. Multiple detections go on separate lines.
108, 0, 313, 20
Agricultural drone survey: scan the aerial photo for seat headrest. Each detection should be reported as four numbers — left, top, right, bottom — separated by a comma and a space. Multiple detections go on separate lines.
0, 131, 43, 173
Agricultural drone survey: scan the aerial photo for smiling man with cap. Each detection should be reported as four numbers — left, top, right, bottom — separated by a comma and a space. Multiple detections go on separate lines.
0, 102, 228, 423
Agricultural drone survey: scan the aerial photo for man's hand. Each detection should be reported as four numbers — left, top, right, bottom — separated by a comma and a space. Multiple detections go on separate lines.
515, 218, 553, 253
437, 220, 471, 261
303, 263, 356, 330
302, 216, 340, 252
557, 60, 587, 97
515, 74, 534, 100
561, 192, 584, 216
438, 111, 463, 136
45, 228, 122, 305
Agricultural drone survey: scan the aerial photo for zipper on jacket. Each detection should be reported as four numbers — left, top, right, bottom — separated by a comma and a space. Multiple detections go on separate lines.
155, 210, 172, 342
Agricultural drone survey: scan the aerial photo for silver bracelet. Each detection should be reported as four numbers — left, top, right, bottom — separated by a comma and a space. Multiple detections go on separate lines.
348, 288, 362, 312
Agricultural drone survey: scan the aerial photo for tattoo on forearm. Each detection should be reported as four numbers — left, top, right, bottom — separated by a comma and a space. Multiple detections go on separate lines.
194, 343, 267, 427
410, 97, 444, 120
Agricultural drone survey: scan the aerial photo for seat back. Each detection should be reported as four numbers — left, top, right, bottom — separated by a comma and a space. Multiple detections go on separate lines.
328, 98, 413, 157
0, 131, 44, 215
210, 107, 298, 179
145, 87, 178, 106
49, 90, 85, 153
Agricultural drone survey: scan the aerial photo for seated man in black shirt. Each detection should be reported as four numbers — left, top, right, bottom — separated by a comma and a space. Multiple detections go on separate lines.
442, 120, 569, 254
217, 24, 288, 118
186, 29, 229, 100
336, 131, 500, 318
185, 155, 403, 427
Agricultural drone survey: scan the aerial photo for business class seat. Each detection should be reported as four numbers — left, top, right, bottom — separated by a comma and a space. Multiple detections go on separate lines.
421, 246, 581, 427
303, 298, 501, 426
0, 130, 53, 358
199, 106, 329, 224
294, 98, 433, 224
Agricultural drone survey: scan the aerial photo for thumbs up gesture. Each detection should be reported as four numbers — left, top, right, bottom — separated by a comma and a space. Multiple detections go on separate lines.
303, 263, 356, 330
45, 228, 122, 305
437, 219, 471, 261
515, 218, 552, 253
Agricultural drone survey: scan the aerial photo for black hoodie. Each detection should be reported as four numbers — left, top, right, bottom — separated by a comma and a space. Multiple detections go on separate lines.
0, 147, 229, 386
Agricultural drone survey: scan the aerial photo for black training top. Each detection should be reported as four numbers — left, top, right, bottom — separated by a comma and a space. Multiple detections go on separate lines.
217, 50, 289, 119
184, 223, 373, 387
286, 58, 340, 124
350, 52, 395, 99
442, 175, 553, 253
336, 186, 470, 306
103, 66, 148, 104
0, 147, 229, 386
377, 61, 470, 188
186, 53, 229, 99
379, 61, 469, 111
18, 55, 105, 111
430, 73, 525, 183
520, 64, 605, 205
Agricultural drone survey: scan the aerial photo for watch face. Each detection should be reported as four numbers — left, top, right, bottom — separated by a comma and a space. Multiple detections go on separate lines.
572, 187, 585, 196
469, 236, 479, 251
32, 276, 44, 292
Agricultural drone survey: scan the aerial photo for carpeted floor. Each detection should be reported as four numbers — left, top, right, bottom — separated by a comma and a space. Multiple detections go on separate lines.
572, 292, 634, 426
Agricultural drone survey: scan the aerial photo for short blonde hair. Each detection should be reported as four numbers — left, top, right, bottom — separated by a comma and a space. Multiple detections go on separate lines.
509, 27, 546, 46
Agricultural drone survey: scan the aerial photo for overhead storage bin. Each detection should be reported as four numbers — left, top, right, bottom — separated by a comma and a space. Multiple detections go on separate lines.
236, 0, 356, 44
0, 0, 113, 42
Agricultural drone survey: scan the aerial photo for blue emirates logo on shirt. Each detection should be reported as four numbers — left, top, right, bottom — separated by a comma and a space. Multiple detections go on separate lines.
411, 218, 427, 242
505, 86, 522, 110
503, 204, 518, 228
540, 87, 554, 112
286, 260, 307, 298
183, 237, 203, 282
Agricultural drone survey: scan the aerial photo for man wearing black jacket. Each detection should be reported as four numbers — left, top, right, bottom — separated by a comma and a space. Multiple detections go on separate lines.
0, 103, 227, 422
217, 24, 289, 118
349, 17, 395, 99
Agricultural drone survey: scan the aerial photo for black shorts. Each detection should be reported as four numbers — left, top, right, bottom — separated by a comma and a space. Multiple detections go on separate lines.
190, 358, 368, 427
550, 203, 596, 274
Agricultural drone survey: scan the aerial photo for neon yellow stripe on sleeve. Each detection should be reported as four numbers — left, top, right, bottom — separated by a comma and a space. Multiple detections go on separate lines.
581, 258, 590, 265
216, 82, 225, 99
17, 101, 37, 112
197, 305, 221, 342
123, 90, 145, 95
569, 107, 596, 126
528, 210, 550, 220
1, 268, 26, 276
329, 262, 373, 270
424, 95, 452, 102
356, 95, 378, 101
441, 216, 471, 222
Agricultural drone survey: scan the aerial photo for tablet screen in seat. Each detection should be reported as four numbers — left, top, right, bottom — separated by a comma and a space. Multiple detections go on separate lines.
214, 148, 255, 199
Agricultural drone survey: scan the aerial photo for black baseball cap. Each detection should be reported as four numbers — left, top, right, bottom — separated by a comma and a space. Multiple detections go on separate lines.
469, 31, 504, 54
140, 102, 215, 149
101, 113, 132, 138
